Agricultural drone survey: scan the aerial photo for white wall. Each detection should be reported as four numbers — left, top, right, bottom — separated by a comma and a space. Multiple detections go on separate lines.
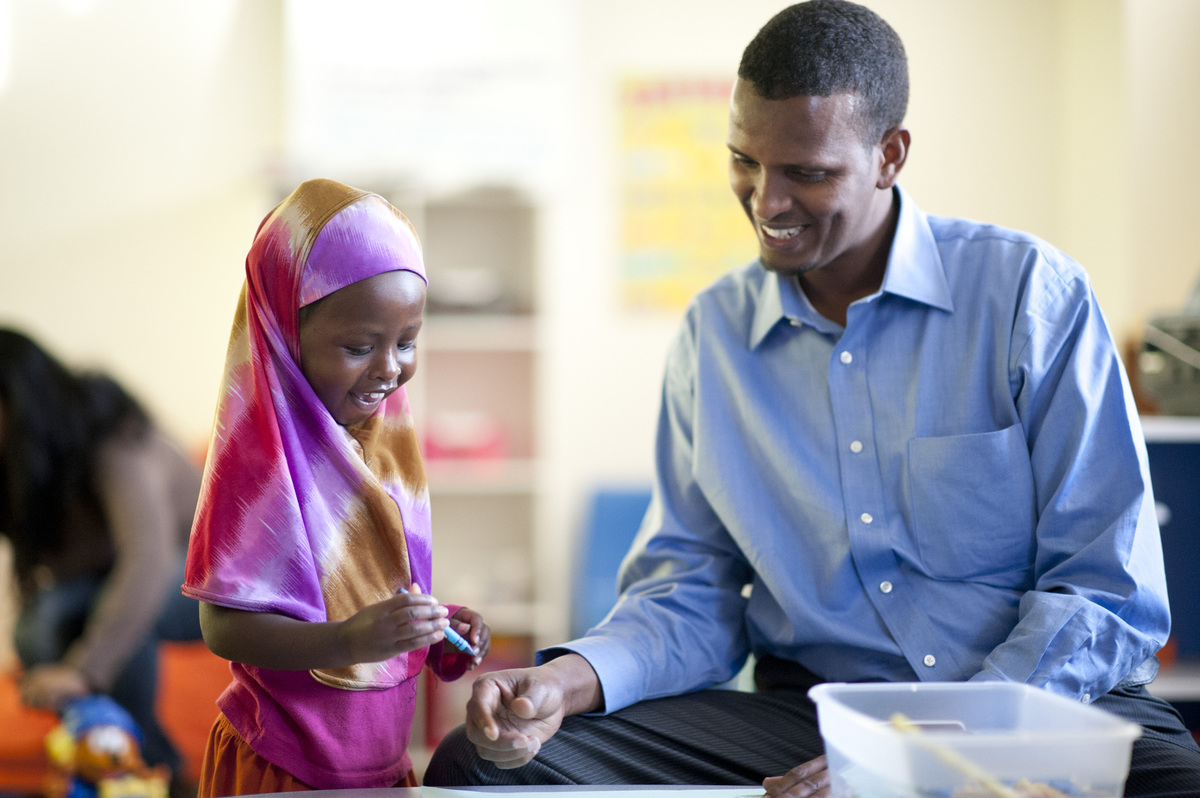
3, 0, 1188, 451
1128, 0, 1200, 324
544, 0, 1081, 497
535, 0, 1198, 631
541, 0, 1103, 610
1, 0, 1198, 644
0, 0, 282, 448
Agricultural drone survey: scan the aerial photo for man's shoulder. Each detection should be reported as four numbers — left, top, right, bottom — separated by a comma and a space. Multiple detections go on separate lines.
925, 211, 1040, 251
664, 260, 770, 361
688, 259, 768, 311
924, 211, 1088, 288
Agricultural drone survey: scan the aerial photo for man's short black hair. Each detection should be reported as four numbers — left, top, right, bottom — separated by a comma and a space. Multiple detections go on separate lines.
738, 0, 909, 144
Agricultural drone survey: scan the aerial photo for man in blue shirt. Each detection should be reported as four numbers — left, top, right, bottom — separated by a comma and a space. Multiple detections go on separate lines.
425, 2, 1200, 795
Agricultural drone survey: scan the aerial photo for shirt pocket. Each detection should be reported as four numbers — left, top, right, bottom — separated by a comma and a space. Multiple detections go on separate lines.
906, 423, 1036, 582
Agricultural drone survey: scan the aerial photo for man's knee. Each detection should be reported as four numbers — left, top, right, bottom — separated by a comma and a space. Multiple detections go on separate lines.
424, 725, 480, 786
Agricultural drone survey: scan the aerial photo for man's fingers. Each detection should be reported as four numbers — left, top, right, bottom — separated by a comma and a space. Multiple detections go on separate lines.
510, 694, 538, 720
763, 756, 830, 798
465, 677, 505, 741
475, 737, 541, 769
763, 776, 826, 798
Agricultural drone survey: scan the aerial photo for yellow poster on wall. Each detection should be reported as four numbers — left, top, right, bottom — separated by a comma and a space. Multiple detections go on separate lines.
620, 78, 750, 312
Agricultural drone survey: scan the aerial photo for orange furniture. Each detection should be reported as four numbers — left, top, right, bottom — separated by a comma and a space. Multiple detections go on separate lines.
0, 641, 230, 795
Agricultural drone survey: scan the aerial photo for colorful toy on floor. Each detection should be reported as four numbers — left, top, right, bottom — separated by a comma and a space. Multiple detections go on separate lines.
44, 695, 170, 798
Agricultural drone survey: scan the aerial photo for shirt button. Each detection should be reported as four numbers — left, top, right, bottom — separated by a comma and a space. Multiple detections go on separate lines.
923, 655, 936, 667
1081, 694, 1091, 704
860, 512, 873, 524
788, 318, 800, 327
879, 581, 893, 594
839, 351, 853, 364
850, 440, 863, 453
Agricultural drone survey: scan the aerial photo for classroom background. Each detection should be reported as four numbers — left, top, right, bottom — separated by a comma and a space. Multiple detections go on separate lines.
2, 0, 1199, 782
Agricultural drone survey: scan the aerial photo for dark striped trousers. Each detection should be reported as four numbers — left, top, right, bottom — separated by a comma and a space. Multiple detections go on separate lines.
424, 661, 1200, 797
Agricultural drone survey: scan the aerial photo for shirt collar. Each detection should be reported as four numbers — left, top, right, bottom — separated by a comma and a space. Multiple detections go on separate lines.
748, 186, 954, 349
880, 186, 954, 314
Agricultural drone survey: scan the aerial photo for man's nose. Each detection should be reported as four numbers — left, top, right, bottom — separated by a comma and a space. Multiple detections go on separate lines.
754, 172, 792, 219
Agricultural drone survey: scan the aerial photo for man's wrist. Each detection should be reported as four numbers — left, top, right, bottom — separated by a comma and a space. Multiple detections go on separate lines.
542, 652, 604, 716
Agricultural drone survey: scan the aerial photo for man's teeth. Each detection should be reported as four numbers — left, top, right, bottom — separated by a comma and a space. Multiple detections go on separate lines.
763, 225, 802, 239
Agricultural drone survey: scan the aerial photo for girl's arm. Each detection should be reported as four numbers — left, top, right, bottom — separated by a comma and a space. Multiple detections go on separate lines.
199, 586, 451, 670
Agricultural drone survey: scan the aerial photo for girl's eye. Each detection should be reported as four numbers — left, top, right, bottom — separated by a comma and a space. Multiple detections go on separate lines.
344, 346, 371, 356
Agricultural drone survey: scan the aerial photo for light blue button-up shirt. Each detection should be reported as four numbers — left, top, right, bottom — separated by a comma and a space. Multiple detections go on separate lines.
554, 187, 1168, 713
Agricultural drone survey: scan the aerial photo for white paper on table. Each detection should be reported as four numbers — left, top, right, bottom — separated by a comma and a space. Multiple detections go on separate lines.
423, 788, 764, 798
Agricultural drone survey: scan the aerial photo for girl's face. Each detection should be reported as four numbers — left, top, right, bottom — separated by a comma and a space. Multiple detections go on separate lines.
298, 269, 426, 427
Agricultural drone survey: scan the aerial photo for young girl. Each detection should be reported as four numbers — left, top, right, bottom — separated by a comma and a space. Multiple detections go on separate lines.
183, 178, 490, 796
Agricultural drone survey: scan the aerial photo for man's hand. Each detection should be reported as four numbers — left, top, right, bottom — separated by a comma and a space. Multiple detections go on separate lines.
464, 653, 602, 769
19, 663, 89, 711
763, 755, 831, 798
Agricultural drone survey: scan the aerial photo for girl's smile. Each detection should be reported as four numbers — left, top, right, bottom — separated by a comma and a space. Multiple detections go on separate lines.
298, 269, 427, 427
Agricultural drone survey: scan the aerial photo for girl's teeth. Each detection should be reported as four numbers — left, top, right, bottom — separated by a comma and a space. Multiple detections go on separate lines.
763, 226, 801, 239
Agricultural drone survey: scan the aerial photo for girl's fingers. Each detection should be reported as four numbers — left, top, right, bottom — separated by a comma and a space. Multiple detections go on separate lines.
401, 603, 448, 620
397, 630, 450, 650
393, 590, 440, 608
391, 594, 448, 622
395, 616, 449, 642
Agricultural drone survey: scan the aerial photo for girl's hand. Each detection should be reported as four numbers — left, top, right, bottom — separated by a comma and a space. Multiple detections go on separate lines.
338, 583, 449, 664
450, 606, 492, 669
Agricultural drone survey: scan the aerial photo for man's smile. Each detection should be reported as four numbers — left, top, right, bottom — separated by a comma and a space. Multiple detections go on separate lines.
760, 223, 806, 243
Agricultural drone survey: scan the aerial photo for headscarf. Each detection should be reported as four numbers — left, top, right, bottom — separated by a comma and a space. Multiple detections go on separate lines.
184, 178, 430, 690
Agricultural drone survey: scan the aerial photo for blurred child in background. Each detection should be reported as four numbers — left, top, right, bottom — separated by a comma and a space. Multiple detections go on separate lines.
0, 327, 203, 781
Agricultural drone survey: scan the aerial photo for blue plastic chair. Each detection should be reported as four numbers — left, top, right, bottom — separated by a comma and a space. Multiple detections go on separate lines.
570, 487, 653, 639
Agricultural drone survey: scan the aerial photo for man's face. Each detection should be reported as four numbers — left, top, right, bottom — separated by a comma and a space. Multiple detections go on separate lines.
727, 80, 888, 278
299, 269, 426, 427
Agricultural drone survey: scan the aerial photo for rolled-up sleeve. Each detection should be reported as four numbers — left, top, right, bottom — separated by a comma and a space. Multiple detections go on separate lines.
972, 255, 1169, 698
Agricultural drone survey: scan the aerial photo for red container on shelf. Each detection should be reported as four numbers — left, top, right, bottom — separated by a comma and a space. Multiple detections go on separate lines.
423, 411, 508, 460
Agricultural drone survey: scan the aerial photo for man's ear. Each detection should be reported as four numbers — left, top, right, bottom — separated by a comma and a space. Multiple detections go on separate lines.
876, 126, 910, 189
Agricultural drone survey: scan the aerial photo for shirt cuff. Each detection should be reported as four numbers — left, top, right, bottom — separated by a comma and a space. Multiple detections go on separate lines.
537, 636, 644, 715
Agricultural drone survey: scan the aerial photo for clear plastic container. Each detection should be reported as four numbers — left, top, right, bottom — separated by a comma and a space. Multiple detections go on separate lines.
808, 681, 1142, 797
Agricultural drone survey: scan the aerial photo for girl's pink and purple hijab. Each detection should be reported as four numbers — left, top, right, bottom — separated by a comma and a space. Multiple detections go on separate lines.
185, 179, 430, 690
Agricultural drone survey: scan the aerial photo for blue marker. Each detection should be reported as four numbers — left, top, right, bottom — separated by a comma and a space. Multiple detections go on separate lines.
397, 587, 478, 657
